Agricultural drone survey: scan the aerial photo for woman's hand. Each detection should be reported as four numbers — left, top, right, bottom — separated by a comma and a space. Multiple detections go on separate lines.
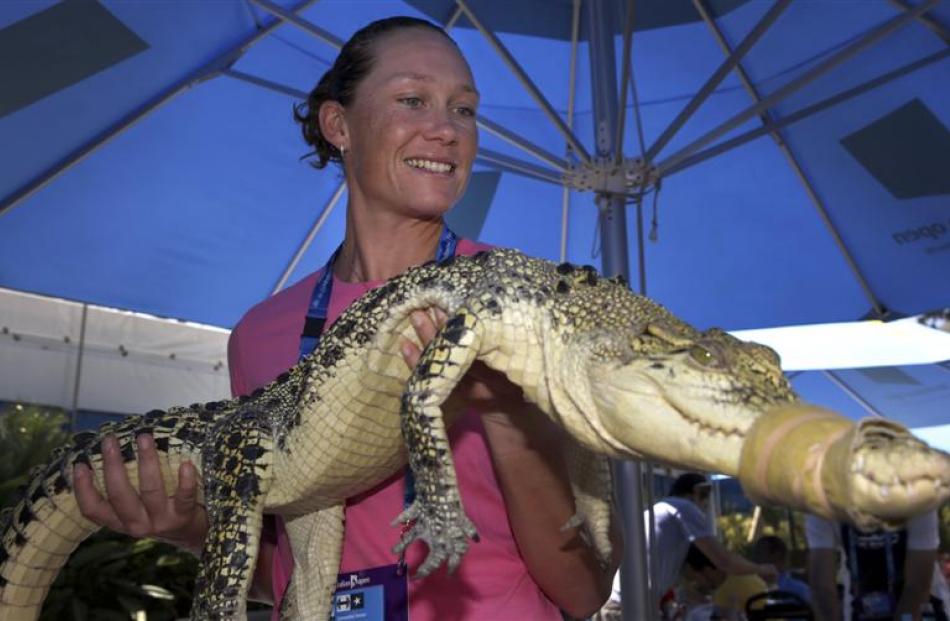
73, 433, 208, 554
400, 308, 523, 417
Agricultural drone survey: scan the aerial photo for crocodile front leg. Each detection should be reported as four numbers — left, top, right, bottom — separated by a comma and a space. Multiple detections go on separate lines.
191, 410, 274, 620
393, 309, 482, 577
739, 403, 950, 530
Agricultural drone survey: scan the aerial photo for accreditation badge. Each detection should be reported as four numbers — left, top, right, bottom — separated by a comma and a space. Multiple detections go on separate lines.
331, 564, 408, 621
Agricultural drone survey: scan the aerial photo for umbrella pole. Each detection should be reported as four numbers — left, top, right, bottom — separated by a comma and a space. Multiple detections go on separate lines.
586, 2, 654, 620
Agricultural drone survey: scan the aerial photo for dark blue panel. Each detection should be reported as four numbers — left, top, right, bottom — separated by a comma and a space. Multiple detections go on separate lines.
840, 99, 950, 199
445, 171, 501, 241
0, 1, 148, 118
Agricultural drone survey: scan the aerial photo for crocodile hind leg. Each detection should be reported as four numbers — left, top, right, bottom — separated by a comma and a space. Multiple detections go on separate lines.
191, 410, 274, 621
281, 506, 345, 621
562, 442, 615, 570
393, 309, 482, 577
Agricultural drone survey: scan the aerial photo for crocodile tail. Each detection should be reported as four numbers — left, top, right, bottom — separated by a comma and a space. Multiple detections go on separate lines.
0, 405, 216, 620
0, 451, 102, 620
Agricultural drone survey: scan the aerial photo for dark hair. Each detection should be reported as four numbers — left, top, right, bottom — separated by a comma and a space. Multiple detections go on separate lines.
293, 16, 457, 169
669, 472, 709, 497
751, 535, 788, 564
685, 544, 716, 571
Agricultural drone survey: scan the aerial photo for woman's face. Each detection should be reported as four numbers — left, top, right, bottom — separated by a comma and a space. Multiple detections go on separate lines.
341, 29, 479, 220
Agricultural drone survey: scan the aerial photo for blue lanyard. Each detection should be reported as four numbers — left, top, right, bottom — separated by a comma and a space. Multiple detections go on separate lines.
298, 226, 458, 360
298, 225, 459, 512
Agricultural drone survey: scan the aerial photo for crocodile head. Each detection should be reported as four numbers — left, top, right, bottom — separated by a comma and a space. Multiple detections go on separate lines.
576, 323, 795, 474
569, 320, 949, 526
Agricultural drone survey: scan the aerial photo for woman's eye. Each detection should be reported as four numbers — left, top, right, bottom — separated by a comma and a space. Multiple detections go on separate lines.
399, 96, 423, 108
455, 106, 476, 118
688, 346, 715, 366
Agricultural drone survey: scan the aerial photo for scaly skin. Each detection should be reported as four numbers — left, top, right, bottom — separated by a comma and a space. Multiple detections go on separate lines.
0, 249, 947, 621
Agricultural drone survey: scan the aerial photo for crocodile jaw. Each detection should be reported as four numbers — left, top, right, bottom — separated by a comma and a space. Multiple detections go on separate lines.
584, 364, 751, 474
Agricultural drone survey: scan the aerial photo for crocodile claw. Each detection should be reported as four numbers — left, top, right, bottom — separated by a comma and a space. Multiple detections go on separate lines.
739, 403, 950, 530
391, 499, 479, 577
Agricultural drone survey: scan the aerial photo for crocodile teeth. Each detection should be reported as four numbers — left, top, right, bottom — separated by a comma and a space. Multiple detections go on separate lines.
405, 158, 454, 173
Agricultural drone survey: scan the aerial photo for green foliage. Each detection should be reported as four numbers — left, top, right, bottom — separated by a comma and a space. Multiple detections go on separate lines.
0, 402, 203, 620
40, 530, 198, 621
0, 402, 70, 509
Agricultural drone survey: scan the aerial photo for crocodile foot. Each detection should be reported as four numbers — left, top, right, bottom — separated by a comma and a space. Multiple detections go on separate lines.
391, 498, 479, 577
739, 403, 950, 530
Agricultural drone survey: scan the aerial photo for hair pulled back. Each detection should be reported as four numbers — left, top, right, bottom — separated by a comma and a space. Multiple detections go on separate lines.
294, 16, 456, 169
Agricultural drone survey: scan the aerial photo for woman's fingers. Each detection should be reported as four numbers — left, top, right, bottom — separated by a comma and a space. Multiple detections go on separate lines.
402, 308, 445, 367
74, 463, 124, 532
100, 435, 151, 536
135, 434, 169, 518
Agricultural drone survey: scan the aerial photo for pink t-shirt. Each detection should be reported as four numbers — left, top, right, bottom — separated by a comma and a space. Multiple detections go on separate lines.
228, 239, 560, 620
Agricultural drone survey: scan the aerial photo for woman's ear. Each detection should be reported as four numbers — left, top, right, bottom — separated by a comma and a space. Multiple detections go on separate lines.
318, 100, 347, 150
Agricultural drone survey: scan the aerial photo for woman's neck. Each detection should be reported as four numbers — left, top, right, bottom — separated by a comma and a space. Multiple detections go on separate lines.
333, 208, 445, 283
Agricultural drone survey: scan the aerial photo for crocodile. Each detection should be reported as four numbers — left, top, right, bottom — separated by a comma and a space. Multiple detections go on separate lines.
0, 248, 947, 620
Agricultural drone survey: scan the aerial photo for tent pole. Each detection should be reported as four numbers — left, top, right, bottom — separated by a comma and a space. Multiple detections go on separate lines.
656, 0, 938, 175
272, 181, 346, 295
69, 304, 89, 432
691, 0, 887, 319
644, 0, 791, 162
887, 0, 950, 44
455, 0, 591, 162
586, 2, 653, 619
822, 370, 887, 418
0, 0, 320, 218
661, 47, 950, 176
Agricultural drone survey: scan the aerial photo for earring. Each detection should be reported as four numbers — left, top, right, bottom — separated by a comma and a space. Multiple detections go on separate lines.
339, 144, 346, 158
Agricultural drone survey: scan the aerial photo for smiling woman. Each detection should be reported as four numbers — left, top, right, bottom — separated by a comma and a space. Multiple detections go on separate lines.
73, 15, 620, 621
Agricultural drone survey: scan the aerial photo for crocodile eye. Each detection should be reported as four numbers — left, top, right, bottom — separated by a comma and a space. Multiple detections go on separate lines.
689, 346, 715, 366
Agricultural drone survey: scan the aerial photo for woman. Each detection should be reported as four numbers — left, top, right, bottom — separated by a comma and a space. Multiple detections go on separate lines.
74, 16, 620, 619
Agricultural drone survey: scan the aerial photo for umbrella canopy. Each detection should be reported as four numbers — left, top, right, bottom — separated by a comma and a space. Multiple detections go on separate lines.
1, 0, 948, 331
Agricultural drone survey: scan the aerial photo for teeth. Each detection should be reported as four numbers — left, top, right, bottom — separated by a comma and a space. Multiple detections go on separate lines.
405, 158, 453, 173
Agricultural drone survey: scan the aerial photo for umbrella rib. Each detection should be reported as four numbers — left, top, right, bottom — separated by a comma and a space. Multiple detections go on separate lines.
887, 0, 950, 45
476, 117, 569, 171
822, 370, 886, 418
247, 0, 344, 50
561, 0, 583, 263
0, 0, 321, 218
643, 0, 792, 163
455, 0, 591, 162
661, 48, 950, 176
691, 0, 886, 319
614, 0, 636, 166
222, 68, 567, 174
222, 68, 308, 99
444, 4, 464, 30
476, 149, 564, 186
272, 181, 346, 295
656, 0, 939, 175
